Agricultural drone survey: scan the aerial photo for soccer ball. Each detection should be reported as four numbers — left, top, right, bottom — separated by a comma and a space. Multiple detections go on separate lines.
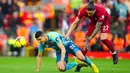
15, 37, 26, 48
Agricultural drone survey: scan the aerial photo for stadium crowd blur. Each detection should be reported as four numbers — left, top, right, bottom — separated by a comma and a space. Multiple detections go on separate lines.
0, 0, 130, 57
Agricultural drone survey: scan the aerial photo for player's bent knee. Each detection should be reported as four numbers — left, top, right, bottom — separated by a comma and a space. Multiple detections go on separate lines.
100, 33, 108, 40
57, 65, 66, 72
59, 69, 66, 72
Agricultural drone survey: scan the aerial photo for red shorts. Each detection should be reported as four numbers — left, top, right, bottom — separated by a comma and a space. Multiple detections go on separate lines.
85, 19, 110, 36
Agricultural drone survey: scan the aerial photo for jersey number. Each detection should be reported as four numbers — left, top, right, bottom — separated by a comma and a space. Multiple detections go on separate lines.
70, 44, 75, 50
102, 25, 109, 31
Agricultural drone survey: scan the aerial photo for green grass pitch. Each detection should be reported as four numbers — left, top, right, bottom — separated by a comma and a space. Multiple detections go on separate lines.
0, 57, 130, 73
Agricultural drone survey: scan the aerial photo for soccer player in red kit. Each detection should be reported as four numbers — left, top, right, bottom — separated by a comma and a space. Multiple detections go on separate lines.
64, 0, 118, 72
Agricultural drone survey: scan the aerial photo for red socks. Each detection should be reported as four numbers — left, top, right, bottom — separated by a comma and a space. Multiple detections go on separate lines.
101, 39, 115, 53
81, 39, 115, 55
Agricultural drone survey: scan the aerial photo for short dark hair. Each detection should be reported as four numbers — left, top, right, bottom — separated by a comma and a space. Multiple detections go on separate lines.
35, 31, 45, 39
86, 0, 95, 10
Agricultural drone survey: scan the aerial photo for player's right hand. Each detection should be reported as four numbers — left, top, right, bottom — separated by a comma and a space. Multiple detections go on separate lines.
63, 34, 68, 38
63, 35, 70, 40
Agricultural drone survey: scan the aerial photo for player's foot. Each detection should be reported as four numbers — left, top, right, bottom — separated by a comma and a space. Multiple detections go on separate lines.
75, 58, 88, 72
91, 63, 99, 73
75, 64, 88, 72
75, 58, 88, 66
112, 53, 118, 64
75, 65, 83, 72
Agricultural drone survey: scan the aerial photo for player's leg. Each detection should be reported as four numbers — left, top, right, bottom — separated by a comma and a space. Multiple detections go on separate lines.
75, 23, 95, 72
56, 51, 78, 72
100, 19, 118, 64
75, 50, 99, 73
75, 48, 88, 72
69, 42, 99, 73
100, 33, 118, 64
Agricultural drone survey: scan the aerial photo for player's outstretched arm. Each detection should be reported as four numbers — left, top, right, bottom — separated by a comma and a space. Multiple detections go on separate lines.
57, 42, 66, 70
65, 17, 80, 37
35, 52, 43, 72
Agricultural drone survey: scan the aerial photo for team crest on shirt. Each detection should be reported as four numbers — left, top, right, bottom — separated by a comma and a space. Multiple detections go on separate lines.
56, 37, 59, 42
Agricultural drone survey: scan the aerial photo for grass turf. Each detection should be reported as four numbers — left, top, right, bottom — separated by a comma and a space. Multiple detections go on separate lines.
0, 57, 130, 73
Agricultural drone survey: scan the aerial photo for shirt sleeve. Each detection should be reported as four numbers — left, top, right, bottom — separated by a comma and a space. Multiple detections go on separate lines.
38, 43, 45, 52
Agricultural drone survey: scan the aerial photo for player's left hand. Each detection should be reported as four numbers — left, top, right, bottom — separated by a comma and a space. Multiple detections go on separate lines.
57, 61, 65, 70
